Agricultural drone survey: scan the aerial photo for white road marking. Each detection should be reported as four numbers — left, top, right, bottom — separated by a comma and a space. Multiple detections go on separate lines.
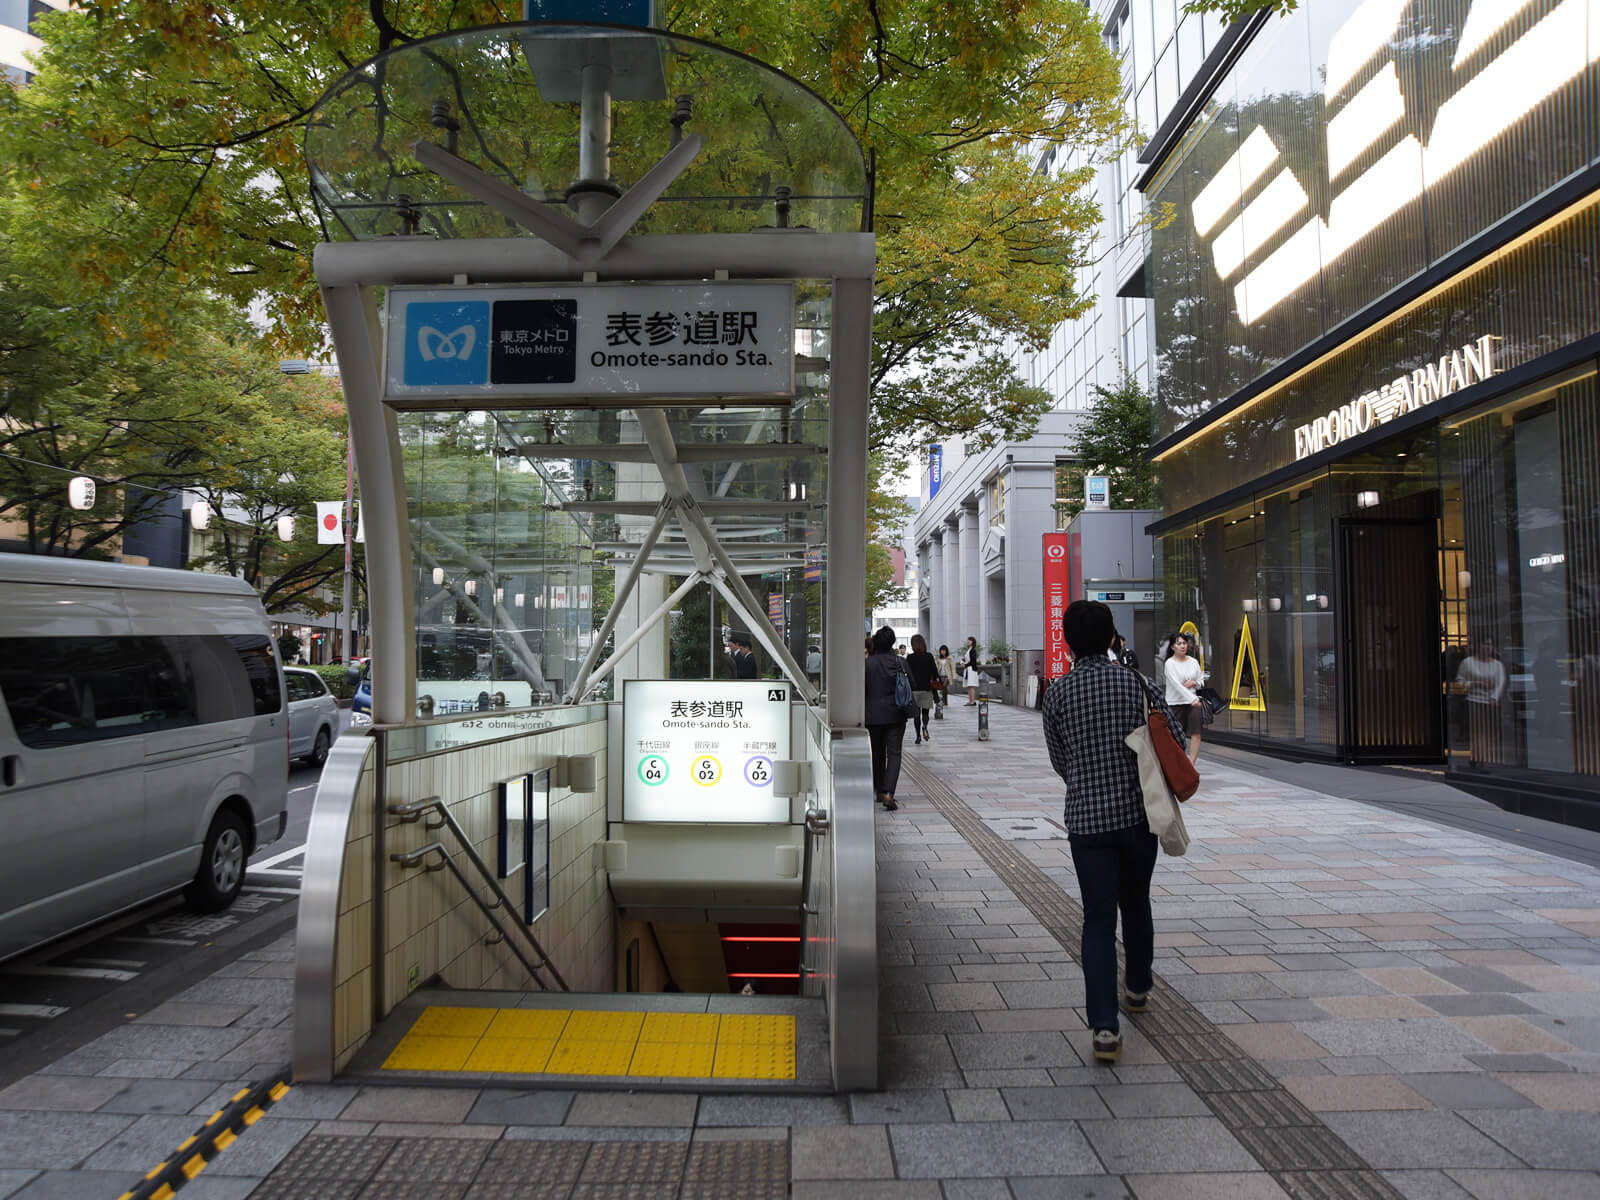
241, 884, 301, 895
4, 965, 139, 981
115, 936, 198, 947
0, 1028, 20, 1037
252, 843, 308, 870
0, 1003, 70, 1019
72, 957, 147, 969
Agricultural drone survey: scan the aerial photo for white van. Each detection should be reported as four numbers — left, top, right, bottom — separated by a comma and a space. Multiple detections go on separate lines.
0, 555, 289, 962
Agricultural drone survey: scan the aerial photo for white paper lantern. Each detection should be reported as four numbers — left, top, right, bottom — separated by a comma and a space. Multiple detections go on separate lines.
189, 500, 211, 530
432, 567, 445, 586
464, 579, 477, 598
515, 593, 525, 607
67, 476, 96, 510
276, 515, 295, 542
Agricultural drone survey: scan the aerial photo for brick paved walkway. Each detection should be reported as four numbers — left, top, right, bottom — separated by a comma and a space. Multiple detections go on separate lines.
0, 701, 1597, 1198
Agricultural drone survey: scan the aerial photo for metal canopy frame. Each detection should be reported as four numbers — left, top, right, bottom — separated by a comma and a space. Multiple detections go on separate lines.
316, 131, 872, 731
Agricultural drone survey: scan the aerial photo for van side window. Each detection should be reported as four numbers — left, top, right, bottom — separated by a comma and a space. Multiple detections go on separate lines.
0, 637, 155, 747
0, 635, 282, 747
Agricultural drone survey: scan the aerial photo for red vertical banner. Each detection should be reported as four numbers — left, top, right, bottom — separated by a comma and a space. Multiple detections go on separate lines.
1043, 533, 1072, 680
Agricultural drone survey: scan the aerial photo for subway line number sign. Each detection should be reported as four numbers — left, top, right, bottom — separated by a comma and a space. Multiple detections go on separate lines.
621, 680, 792, 823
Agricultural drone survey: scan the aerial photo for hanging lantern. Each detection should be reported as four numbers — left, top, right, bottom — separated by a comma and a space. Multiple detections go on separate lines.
67, 476, 96, 510
190, 500, 211, 530
464, 579, 478, 598
276, 515, 295, 542
432, 567, 446, 586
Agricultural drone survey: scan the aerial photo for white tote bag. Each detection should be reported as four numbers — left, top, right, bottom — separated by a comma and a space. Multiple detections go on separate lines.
1125, 707, 1190, 857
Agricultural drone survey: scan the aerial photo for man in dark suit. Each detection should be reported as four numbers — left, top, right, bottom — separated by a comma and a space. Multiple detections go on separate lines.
730, 633, 758, 678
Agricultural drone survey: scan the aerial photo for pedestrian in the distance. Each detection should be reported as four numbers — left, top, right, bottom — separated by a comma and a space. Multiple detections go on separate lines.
1163, 632, 1204, 763
863, 626, 909, 810
906, 634, 938, 745
1042, 600, 1186, 1064
963, 635, 981, 705
935, 644, 958, 717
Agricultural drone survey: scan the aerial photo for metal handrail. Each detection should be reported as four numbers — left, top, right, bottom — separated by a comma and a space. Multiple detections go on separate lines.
797, 806, 829, 978
388, 797, 569, 991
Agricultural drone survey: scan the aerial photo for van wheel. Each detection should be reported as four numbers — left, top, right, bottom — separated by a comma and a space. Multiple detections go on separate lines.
186, 809, 247, 912
305, 727, 331, 768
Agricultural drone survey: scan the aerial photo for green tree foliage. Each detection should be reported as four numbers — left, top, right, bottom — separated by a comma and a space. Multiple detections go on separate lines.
867, 451, 915, 613
2, 1, 1129, 452
1181, 0, 1298, 21
1058, 374, 1159, 525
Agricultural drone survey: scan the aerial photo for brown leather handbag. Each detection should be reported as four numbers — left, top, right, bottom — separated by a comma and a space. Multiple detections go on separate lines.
1144, 683, 1199, 801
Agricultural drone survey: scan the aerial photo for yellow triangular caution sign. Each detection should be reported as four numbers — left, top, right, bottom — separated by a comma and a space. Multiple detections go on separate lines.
1230, 614, 1265, 712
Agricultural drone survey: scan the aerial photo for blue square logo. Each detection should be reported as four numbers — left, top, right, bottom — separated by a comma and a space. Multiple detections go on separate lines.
403, 300, 490, 387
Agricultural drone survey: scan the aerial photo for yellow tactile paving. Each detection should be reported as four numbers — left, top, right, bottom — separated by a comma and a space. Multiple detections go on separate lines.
485, 1009, 571, 1040
638, 1012, 721, 1044
628, 1040, 715, 1077
717, 1013, 795, 1045
545, 1039, 636, 1075
562, 1010, 646, 1042
382, 1005, 797, 1081
381, 1035, 478, 1071
462, 1038, 556, 1074
406, 1006, 496, 1038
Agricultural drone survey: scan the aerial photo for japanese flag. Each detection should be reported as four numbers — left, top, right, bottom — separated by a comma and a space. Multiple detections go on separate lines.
316, 501, 344, 544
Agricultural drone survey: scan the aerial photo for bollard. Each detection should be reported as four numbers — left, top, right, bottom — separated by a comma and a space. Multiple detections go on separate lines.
977, 694, 990, 740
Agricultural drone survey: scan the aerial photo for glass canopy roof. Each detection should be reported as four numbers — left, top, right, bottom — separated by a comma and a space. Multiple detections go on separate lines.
304, 23, 871, 242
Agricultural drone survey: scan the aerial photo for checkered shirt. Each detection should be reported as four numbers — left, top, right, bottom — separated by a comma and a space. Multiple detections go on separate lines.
1041, 655, 1188, 836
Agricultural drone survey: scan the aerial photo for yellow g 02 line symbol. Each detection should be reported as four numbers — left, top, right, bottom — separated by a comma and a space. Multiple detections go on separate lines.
690, 755, 722, 786
637, 755, 669, 786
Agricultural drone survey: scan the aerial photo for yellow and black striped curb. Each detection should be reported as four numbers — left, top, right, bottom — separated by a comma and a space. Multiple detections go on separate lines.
117, 1064, 292, 1200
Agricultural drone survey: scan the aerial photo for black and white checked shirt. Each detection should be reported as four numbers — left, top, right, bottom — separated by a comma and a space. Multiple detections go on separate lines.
1041, 655, 1188, 836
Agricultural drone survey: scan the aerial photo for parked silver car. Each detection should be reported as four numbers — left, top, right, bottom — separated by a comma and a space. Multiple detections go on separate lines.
284, 667, 339, 767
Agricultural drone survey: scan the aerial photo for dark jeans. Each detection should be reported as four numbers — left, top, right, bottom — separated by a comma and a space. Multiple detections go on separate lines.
1068, 822, 1158, 1034
867, 721, 906, 798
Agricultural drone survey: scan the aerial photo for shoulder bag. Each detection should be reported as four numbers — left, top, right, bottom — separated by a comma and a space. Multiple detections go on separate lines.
1144, 679, 1200, 801
1125, 689, 1191, 856
892, 660, 920, 720
1195, 685, 1228, 721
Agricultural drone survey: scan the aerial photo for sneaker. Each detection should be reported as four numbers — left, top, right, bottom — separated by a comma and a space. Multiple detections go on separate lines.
882, 797, 898, 811
1124, 990, 1150, 1014
1091, 1029, 1122, 1063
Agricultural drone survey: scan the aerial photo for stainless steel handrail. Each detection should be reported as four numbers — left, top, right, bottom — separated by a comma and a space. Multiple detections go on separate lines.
388, 796, 570, 991
797, 806, 830, 978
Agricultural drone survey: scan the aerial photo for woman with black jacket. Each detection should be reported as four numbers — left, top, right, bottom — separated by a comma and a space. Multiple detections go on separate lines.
863, 625, 909, 810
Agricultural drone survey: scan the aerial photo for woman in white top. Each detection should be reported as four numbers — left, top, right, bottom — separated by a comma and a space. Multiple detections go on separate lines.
1163, 633, 1205, 763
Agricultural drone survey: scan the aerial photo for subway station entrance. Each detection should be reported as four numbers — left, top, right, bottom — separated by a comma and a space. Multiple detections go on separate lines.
291, 23, 878, 1091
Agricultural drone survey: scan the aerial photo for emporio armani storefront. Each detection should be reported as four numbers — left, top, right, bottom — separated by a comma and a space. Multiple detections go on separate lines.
1144, 0, 1600, 814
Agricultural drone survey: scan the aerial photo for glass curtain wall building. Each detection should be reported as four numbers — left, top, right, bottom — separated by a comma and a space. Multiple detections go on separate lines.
1145, 0, 1600, 806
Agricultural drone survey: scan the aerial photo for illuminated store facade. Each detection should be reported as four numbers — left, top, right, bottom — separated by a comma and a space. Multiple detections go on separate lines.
1146, 0, 1600, 805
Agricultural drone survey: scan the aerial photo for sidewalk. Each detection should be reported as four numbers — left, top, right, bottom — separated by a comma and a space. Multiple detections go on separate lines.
1, 702, 1598, 1198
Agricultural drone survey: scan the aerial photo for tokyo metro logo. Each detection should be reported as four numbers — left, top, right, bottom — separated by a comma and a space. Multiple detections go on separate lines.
1193, 0, 1599, 325
402, 300, 489, 386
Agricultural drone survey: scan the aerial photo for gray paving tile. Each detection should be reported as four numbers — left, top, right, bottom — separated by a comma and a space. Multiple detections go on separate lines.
133, 1002, 253, 1027
1417, 995, 1537, 1017
464, 1089, 574, 1126
1374, 1169, 1474, 1200
371, 1135, 492, 1181
947, 1032, 1079, 1070
196, 1118, 318, 1177
266, 1085, 359, 1120
889, 1120, 1102, 1178
895, 1011, 983, 1035
1466, 1053, 1571, 1072
848, 1089, 952, 1124
147, 1176, 261, 1199
1459, 1110, 1600, 1169
1427, 968, 1533, 994
96, 1078, 221, 1115
1166, 974, 1291, 1002
939, 1181, 1015, 1200
1008, 1179, 1133, 1200
1300, 1019, 1494, 1057
341, 1087, 480, 1124
566, 1093, 697, 1127
1319, 1111, 1524, 1169
945, 1089, 1010, 1122
997, 1087, 1109, 1120
994, 981, 1085, 1009
792, 1183, 942, 1199
77, 1024, 253, 1062
0, 1076, 131, 1112
0, 1171, 35, 1200
695, 1095, 849, 1127
1442, 1167, 1600, 1198
791, 1125, 894, 1179
1078, 1116, 1257, 1173
1091, 1082, 1211, 1118
79, 1113, 203, 1171
1398, 1073, 1537, 1110
881, 1035, 965, 1088
4, 1170, 139, 1199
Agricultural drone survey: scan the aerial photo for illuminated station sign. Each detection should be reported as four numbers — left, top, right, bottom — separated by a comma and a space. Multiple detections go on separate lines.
621, 680, 792, 823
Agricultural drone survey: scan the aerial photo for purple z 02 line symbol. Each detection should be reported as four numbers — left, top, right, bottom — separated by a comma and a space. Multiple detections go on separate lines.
744, 756, 773, 787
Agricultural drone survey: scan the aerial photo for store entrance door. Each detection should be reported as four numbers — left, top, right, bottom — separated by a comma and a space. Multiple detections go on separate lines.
1335, 515, 1443, 762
